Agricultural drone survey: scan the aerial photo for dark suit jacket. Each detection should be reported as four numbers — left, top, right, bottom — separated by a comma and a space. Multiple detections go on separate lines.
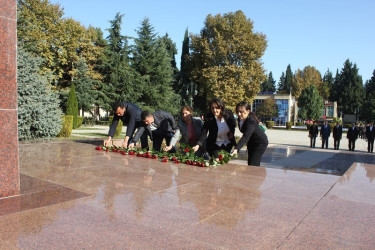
196, 110, 236, 152
235, 116, 268, 151
309, 125, 319, 137
333, 125, 343, 139
132, 110, 180, 146
366, 126, 375, 140
347, 127, 359, 140
320, 125, 331, 138
109, 102, 142, 138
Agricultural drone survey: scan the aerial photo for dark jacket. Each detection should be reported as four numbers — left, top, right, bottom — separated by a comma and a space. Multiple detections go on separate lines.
178, 118, 203, 146
309, 125, 319, 137
347, 127, 359, 140
197, 110, 237, 151
132, 110, 180, 146
235, 116, 268, 151
109, 102, 142, 138
366, 126, 375, 140
333, 125, 343, 139
320, 125, 331, 139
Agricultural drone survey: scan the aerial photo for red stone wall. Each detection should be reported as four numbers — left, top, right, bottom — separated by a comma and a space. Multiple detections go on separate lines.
0, 0, 19, 198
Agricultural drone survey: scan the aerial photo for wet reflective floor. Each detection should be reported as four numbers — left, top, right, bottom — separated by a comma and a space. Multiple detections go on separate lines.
1, 139, 374, 249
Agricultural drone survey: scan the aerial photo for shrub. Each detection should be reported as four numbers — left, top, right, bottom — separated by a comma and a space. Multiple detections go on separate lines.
266, 121, 274, 129
17, 47, 63, 140
58, 115, 73, 137
109, 116, 123, 137
296, 122, 304, 126
83, 117, 95, 126
286, 122, 293, 130
305, 123, 312, 129
76, 116, 83, 128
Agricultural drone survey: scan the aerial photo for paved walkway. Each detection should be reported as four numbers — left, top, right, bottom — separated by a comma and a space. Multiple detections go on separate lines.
0, 129, 374, 249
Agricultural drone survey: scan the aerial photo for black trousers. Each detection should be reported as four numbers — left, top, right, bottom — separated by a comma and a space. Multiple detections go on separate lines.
348, 139, 356, 151
129, 129, 148, 149
310, 136, 316, 148
321, 137, 329, 149
368, 139, 374, 152
208, 143, 233, 159
247, 144, 267, 166
151, 129, 176, 152
334, 139, 341, 150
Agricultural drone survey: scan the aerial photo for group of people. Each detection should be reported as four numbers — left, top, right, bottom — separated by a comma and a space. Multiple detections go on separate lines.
308, 120, 375, 153
104, 98, 268, 166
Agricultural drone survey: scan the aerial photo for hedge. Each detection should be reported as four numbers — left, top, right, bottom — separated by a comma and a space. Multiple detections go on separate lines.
286, 122, 293, 130
58, 115, 73, 137
266, 121, 274, 129
109, 116, 123, 137
296, 122, 304, 126
76, 116, 83, 128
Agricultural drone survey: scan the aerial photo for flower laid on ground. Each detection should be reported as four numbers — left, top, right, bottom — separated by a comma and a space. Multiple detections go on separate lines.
95, 143, 237, 167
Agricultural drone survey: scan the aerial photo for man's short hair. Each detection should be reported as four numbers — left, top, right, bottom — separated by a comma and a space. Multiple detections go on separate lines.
141, 111, 152, 121
112, 101, 125, 112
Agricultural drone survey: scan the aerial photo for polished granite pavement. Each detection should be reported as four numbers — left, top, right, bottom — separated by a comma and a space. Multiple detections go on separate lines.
0, 139, 374, 249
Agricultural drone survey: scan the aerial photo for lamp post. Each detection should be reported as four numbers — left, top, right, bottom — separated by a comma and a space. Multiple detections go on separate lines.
185, 82, 197, 108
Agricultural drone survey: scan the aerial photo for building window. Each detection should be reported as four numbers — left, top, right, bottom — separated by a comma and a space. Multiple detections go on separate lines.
274, 99, 289, 126
327, 106, 334, 117
252, 99, 264, 112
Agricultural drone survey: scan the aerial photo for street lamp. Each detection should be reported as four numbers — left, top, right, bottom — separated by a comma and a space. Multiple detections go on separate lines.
185, 82, 197, 108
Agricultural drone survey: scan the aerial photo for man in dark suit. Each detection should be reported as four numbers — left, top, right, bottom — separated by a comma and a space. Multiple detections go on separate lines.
320, 120, 331, 149
308, 121, 319, 148
333, 122, 343, 150
104, 101, 148, 148
347, 123, 359, 151
365, 121, 374, 153
130, 110, 180, 152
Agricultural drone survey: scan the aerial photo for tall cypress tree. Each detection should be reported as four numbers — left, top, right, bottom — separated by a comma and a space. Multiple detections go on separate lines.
336, 59, 364, 114
277, 72, 286, 93
66, 84, 79, 128
323, 69, 334, 100
179, 28, 191, 104
17, 46, 63, 140
285, 64, 293, 93
132, 18, 180, 114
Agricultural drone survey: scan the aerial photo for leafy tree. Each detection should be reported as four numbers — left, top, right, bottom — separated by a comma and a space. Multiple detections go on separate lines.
335, 59, 364, 114
256, 98, 278, 119
17, 0, 102, 88
292, 66, 328, 99
17, 46, 63, 140
188, 10, 267, 110
72, 58, 95, 116
132, 18, 180, 114
298, 84, 324, 121
278, 65, 292, 94
361, 70, 375, 121
66, 84, 79, 128
261, 71, 276, 93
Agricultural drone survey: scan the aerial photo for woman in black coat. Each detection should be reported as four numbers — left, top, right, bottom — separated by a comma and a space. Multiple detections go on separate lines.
193, 98, 236, 159
232, 101, 268, 166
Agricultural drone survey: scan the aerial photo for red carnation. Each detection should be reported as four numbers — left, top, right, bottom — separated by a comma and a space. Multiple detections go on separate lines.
172, 157, 176, 161
218, 155, 223, 160
192, 162, 196, 166
106, 148, 109, 152
184, 148, 190, 153
162, 159, 168, 163
201, 164, 206, 167
175, 160, 179, 164
152, 155, 157, 159
95, 146, 102, 151
116, 149, 120, 153
112, 148, 116, 152
186, 160, 191, 165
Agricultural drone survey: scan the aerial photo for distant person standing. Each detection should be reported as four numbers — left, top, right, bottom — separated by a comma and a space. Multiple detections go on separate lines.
365, 121, 374, 153
320, 120, 331, 149
308, 121, 319, 148
333, 122, 343, 150
347, 123, 359, 151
